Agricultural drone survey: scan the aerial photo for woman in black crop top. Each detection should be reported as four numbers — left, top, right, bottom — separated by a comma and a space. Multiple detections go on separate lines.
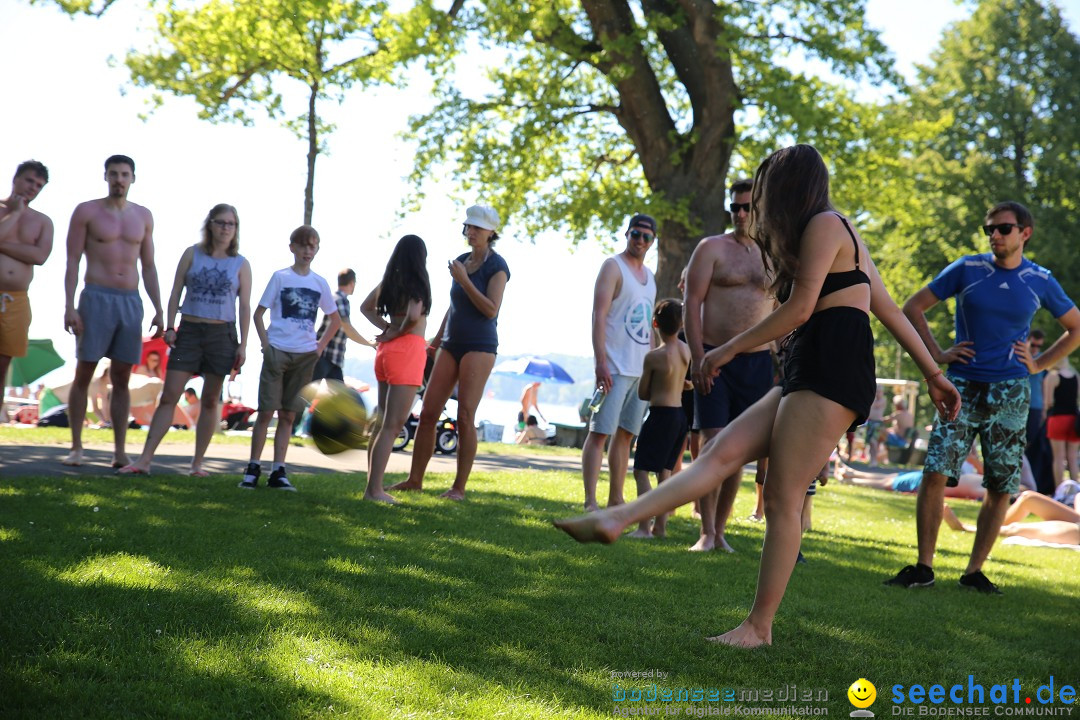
1043, 356, 1080, 488
556, 144, 962, 649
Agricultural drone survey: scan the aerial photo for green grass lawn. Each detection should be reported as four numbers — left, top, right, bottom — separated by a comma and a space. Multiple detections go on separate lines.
1, 465, 1076, 719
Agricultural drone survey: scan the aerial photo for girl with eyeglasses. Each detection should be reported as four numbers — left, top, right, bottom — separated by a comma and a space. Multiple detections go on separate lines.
556, 144, 962, 648
119, 203, 252, 476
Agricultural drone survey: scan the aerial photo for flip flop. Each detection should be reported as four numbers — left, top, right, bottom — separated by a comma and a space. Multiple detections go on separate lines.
116, 465, 150, 476
188, 469, 210, 478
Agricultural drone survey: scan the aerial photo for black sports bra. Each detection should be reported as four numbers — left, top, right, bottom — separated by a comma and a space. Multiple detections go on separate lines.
817, 213, 870, 298
776, 213, 871, 304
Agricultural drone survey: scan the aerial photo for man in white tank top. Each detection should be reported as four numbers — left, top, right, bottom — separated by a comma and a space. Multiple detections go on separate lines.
581, 213, 657, 512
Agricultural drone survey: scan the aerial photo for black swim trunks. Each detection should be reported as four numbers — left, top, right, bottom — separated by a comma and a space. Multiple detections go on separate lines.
634, 406, 688, 473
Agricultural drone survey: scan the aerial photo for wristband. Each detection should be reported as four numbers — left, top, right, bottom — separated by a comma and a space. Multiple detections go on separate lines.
924, 369, 943, 383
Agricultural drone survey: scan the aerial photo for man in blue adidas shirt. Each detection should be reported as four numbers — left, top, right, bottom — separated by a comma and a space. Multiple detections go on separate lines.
885, 201, 1080, 594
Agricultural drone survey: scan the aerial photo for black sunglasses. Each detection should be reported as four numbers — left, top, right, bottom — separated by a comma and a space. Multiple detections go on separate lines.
730, 202, 751, 214
629, 229, 655, 242
982, 223, 1024, 236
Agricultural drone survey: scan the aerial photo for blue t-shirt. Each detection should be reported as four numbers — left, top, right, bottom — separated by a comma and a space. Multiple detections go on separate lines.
928, 254, 1074, 382
443, 250, 510, 349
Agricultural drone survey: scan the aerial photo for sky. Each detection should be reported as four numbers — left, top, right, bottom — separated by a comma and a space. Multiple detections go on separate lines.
2, 0, 1078, 401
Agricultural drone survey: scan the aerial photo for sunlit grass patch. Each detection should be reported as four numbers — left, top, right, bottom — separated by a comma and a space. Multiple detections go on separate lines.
1, 468, 1075, 719
55, 552, 172, 588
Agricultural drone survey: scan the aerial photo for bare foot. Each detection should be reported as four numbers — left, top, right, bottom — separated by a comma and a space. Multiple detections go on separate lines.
607, 496, 625, 507
942, 504, 966, 531
61, 450, 84, 467
689, 534, 715, 552
363, 490, 399, 504
584, 502, 600, 513
652, 528, 666, 538
553, 512, 623, 544
439, 488, 465, 500
628, 528, 654, 539
112, 455, 132, 469
388, 480, 423, 492
746, 513, 764, 523
715, 535, 735, 553
707, 620, 771, 648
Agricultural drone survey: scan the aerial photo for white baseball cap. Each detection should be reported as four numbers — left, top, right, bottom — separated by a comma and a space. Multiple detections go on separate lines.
463, 204, 500, 232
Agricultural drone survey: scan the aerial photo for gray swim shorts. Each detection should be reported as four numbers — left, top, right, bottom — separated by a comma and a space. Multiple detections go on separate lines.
76, 284, 144, 365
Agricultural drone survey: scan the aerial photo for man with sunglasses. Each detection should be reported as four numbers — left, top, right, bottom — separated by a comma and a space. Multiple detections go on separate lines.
581, 213, 657, 512
683, 179, 775, 552
887, 201, 1080, 594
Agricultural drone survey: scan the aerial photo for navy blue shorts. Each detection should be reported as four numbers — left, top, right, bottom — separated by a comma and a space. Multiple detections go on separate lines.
695, 349, 773, 430
634, 406, 688, 473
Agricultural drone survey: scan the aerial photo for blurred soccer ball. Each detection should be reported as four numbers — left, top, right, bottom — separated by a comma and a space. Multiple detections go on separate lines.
303, 379, 369, 455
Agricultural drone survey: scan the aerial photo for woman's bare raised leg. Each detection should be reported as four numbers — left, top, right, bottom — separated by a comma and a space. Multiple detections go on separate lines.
554, 388, 781, 543
710, 391, 855, 649
1004, 490, 1080, 524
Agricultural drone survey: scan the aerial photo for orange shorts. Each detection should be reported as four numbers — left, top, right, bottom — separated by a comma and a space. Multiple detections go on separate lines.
0, 290, 31, 357
374, 333, 427, 386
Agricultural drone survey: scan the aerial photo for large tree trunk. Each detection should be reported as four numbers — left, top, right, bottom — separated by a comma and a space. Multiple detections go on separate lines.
579, 0, 739, 298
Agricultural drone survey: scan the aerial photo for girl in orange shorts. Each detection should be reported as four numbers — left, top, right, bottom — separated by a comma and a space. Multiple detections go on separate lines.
359, 235, 431, 503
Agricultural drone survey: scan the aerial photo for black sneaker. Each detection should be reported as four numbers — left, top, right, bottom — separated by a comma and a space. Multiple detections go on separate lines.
884, 563, 935, 588
267, 467, 297, 492
959, 570, 1002, 595
238, 462, 261, 489
796, 551, 808, 565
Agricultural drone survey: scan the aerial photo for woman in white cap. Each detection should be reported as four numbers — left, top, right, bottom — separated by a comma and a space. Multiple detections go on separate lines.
390, 204, 510, 500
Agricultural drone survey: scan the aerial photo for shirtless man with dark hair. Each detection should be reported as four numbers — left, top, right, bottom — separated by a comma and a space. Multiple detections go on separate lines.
0, 160, 55, 420
684, 179, 775, 552
62, 155, 163, 468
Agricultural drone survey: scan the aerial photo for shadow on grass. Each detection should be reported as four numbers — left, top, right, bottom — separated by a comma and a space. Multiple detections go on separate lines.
1, 472, 1075, 718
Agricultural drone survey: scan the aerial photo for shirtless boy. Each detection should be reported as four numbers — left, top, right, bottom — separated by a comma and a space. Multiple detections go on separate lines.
0, 160, 54, 419
63, 155, 163, 468
630, 298, 691, 538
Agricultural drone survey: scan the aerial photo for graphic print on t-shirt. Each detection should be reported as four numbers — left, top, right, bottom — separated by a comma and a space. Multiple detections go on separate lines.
623, 298, 653, 345
281, 287, 322, 331
190, 266, 232, 306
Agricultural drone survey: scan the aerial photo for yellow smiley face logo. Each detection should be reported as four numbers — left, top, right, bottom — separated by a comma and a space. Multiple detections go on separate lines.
848, 678, 877, 708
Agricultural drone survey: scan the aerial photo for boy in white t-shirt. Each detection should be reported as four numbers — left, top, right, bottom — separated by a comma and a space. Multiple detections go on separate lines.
240, 225, 340, 491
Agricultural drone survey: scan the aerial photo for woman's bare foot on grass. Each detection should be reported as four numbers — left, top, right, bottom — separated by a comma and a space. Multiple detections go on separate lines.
553, 513, 623, 544
584, 502, 600, 513
439, 488, 465, 500
388, 480, 423, 492
363, 490, 398, 504
715, 535, 735, 553
61, 450, 84, 466
689, 534, 715, 552
628, 528, 654, 538
707, 620, 771, 648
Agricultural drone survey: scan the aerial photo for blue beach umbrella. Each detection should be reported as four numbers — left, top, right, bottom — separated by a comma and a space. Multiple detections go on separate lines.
493, 356, 575, 384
